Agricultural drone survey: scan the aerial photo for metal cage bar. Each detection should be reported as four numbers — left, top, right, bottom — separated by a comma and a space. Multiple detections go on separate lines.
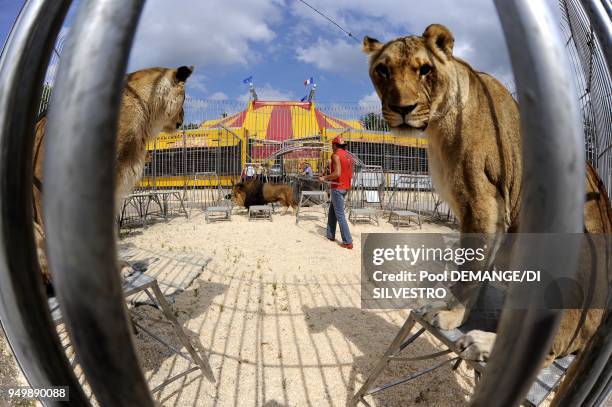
556, 3, 612, 404
0, 1, 92, 405
0, 0, 607, 406
551, 297, 612, 405
560, 0, 612, 196
471, 1, 586, 406
43, 0, 154, 405
578, 0, 612, 71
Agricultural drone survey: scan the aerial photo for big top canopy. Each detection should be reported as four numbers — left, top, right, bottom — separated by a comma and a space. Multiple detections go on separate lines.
142, 98, 428, 188
199, 100, 364, 159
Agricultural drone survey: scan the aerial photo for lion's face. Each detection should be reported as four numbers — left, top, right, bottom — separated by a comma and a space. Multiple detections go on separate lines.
125, 66, 193, 133
228, 183, 246, 207
363, 24, 455, 137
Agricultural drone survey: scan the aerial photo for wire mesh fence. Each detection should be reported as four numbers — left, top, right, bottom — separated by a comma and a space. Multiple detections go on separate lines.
117, 98, 456, 227
39, 1, 611, 228
38, 29, 67, 116
559, 0, 612, 195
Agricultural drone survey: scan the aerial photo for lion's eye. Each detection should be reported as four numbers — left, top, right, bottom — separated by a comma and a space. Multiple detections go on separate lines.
419, 64, 432, 76
375, 64, 390, 79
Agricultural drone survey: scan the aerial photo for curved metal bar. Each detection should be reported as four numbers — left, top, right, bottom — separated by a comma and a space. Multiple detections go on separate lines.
551, 297, 611, 406
589, 363, 611, 407
471, 1, 586, 406
0, 1, 92, 404
43, 0, 152, 405
579, 0, 612, 72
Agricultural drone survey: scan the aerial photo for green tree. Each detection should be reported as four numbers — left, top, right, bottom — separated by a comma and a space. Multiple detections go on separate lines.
183, 122, 200, 130
360, 112, 389, 131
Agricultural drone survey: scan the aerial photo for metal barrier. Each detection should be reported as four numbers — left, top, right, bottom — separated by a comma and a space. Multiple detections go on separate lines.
0, 0, 90, 404
472, 1, 585, 406
125, 99, 435, 218
560, 0, 612, 198
43, 0, 153, 406
0, 0, 607, 405
555, 6, 612, 400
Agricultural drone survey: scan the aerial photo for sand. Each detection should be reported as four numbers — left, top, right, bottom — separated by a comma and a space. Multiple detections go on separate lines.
0, 205, 562, 406
0, 329, 34, 407
119, 207, 480, 407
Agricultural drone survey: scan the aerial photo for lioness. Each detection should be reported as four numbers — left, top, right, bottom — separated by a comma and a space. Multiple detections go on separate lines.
228, 179, 297, 212
33, 66, 194, 286
363, 24, 610, 377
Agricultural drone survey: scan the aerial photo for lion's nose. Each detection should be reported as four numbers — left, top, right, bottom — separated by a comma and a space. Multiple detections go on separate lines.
389, 104, 417, 117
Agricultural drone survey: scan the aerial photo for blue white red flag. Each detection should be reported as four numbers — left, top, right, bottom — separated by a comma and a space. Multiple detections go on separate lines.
304, 77, 314, 86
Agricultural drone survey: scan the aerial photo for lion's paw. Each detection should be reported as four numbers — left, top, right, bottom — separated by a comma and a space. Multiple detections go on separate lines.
420, 303, 467, 330
456, 330, 496, 362
118, 259, 135, 280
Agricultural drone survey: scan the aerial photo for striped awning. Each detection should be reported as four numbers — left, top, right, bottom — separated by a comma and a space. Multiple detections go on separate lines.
201, 100, 363, 159
201, 100, 362, 139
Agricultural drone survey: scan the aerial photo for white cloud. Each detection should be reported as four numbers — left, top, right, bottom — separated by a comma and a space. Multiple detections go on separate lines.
290, 0, 517, 84
296, 38, 364, 73
187, 73, 208, 94
209, 91, 229, 101
453, 41, 476, 61
128, 0, 283, 71
238, 83, 294, 102
358, 91, 381, 109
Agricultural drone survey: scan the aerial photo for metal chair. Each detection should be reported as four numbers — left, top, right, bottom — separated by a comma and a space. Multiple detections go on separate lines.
352, 285, 576, 407
48, 272, 215, 393
148, 177, 189, 221
248, 204, 273, 221
347, 165, 384, 226
295, 190, 328, 224
385, 175, 422, 230
192, 171, 232, 222
119, 191, 154, 228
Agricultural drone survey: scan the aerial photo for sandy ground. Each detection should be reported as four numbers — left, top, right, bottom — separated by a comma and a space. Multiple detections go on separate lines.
0, 205, 565, 406
118, 207, 480, 407
0, 328, 34, 407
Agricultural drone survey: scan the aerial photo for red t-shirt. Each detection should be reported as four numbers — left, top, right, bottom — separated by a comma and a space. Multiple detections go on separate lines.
330, 149, 353, 190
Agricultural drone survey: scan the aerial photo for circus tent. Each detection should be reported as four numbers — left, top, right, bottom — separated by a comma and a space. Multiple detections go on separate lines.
200, 100, 364, 159
142, 98, 428, 188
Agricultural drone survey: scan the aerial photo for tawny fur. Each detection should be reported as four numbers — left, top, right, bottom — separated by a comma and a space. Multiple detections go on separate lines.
363, 24, 611, 399
33, 66, 193, 285
230, 179, 297, 211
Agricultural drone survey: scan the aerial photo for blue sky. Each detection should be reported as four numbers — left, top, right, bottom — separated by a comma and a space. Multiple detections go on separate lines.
1, 0, 563, 104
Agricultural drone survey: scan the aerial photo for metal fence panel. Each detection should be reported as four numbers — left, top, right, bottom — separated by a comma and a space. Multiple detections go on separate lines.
560, 0, 612, 195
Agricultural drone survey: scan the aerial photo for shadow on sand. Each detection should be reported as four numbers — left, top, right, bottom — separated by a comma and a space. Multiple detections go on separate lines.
303, 306, 472, 406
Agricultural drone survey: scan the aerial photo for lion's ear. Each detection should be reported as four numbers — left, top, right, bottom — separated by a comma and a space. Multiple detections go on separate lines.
362, 36, 383, 55
423, 24, 454, 60
175, 66, 194, 82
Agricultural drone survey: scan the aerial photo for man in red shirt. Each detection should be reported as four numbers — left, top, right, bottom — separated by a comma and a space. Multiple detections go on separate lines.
319, 136, 353, 249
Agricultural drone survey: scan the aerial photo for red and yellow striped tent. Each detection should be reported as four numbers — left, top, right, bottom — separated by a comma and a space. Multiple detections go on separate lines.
141, 99, 427, 188
201, 100, 364, 158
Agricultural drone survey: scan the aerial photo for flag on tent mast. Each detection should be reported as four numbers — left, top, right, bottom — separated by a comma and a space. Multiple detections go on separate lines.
242, 75, 257, 100
304, 77, 314, 86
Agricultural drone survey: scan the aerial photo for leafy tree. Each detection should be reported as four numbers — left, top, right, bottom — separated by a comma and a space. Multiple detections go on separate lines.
182, 122, 200, 130
360, 112, 389, 131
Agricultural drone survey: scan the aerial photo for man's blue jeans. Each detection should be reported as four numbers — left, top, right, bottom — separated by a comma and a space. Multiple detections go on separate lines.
327, 189, 352, 245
